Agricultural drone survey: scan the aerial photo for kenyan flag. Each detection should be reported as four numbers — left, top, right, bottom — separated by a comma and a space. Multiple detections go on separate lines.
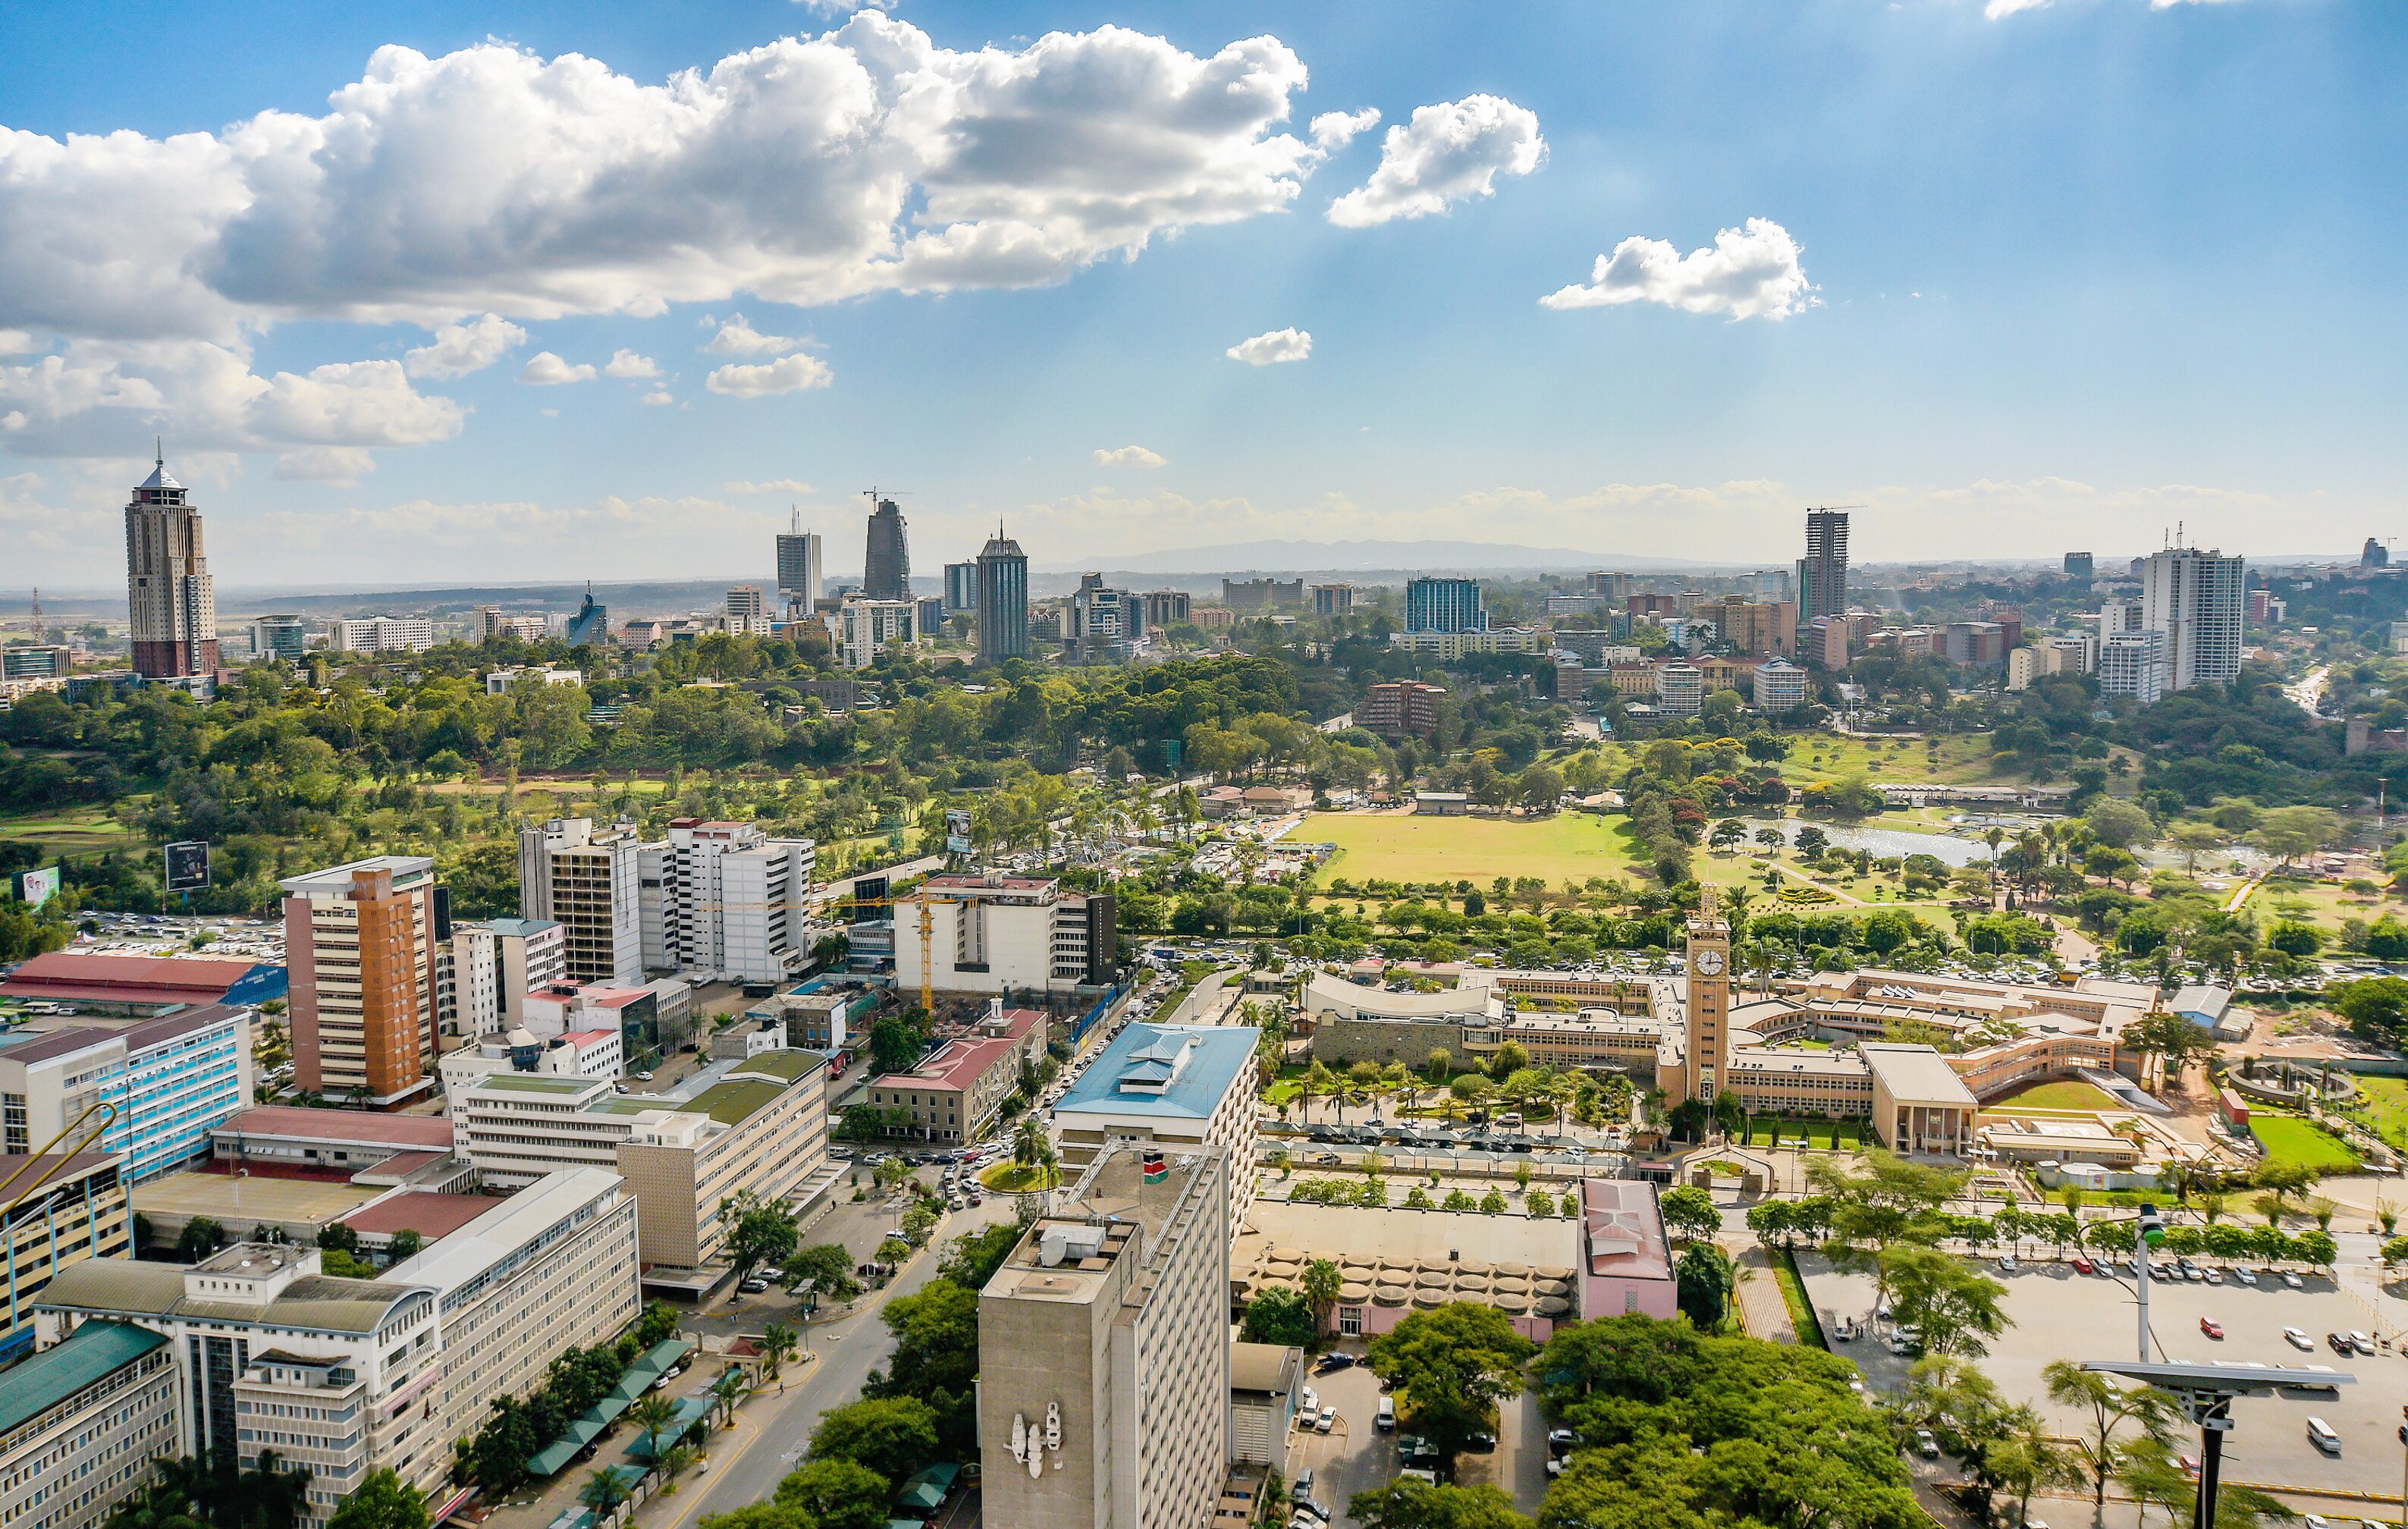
1143, 1148, 1166, 1183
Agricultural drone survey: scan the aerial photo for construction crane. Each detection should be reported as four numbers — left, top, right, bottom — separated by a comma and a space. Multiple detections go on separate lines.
2, 1100, 118, 1215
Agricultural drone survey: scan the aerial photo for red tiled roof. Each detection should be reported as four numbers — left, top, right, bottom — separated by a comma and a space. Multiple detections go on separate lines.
214, 1107, 454, 1150
341, 1191, 501, 1240
2, 952, 258, 1002
883, 1036, 1014, 1092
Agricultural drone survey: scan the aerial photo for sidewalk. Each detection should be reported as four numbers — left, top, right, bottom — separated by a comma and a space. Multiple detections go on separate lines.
1727, 1238, 1797, 1344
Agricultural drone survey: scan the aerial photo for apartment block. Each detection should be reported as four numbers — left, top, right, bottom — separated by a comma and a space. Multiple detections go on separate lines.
2140, 546, 2246, 692
281, 858, 448, 1107
517, 818, 644, 985
831, 598, 917, 670
0, 1006, 252, 1184
637, 820, 815, 984
1385, 628, 1543, 661
447, 918, 566, 1040
0, 1318, 179, 1529
1654, 661, 1703, 717
330, 617, 435, 653
2100, 629, 2167, 705
1, 1154, 133, 1364
896, 875, 1116, 997
1355, 681, 1443, 741
1750, 657, 1809, 713
978, 1144, 1230, 1529
1712, 597, 1799, 658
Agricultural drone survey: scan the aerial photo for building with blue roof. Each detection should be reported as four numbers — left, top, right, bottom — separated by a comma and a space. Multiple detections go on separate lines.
1053, 1021, 1259, 1241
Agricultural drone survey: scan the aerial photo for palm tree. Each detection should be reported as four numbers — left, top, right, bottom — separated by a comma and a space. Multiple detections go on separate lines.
2045, 1358, 2174, 1524
761, 1321, 798, 1380
1301, 1257, 1343, 1336
711, 1367, 753, 1428
629, 1393, 678, 1472
586, 1466, 629, 1523
1985, 826, 2008, 891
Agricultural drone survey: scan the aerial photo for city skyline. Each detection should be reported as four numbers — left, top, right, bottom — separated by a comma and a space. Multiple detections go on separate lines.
3, 2, 2402, 585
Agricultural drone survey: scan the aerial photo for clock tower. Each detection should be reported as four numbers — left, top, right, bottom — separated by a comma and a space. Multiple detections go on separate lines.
1684, 887, 1732, 1104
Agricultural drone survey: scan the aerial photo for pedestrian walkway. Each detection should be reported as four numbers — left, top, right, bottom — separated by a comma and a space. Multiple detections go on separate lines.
1726, 1237, 1797, 1344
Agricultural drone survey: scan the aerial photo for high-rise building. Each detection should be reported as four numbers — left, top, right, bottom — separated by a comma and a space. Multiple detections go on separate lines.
864, 494, 912, 601
1357, 680, 1445, 740
977, 1143, 1231, 1529
831, 598, 917, 670
727, 585, 771, 636
0, 1315, 177, 1529
1311, 582, 1355, 618
564, 585, 610, 647
1796, 508, 1849, 621
2, 644, 72, 679
943, 560, 979, 614
1142, 589, 1191, 628
2100, 628, 2168, 705
636, 819, 815, 984
250, 615, 308, 662
1752, 658, 1809, 713
124, 452, 218, 679
2362, 538, 2391, 572
777, 511, 824, 616
975, 530, 1031, 664
0, 1008, 251, 1187
1404, 576, 1486, 634
281, 857, 448, 1107
2139, 546, 2246, 693
1220, 577, 1301, 613
448, 917, 568, 1038
2064, 552, 2095, 581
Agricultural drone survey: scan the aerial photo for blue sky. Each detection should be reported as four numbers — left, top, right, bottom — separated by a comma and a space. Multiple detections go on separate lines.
3, 0, 2403, 589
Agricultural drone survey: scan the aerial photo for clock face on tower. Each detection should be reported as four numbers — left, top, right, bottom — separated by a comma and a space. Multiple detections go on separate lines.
1692, 948, 1726, 976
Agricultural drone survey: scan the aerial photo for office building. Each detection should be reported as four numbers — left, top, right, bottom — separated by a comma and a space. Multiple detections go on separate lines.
123, 454, 218, 680
1584, 571, 1631, 601
1751, 657, 1809, 713
976, 530, 1030, 664
447, 918, 567, 1041
832, 598, 916, 670
1053, 1022, 1259, 1242
2099, 629, 2167, 705
862, 1015, 1040, 1146
727, 586, 771, 636
1142, 590, 1191, 628
1220, 578, 1301, 614
977, 1144, 1230, 1529
0, 645, 71, 680
562, 586, 610, 648
517, 818, 644, 986
0, 1317, 180, 1529
1311, 583, 1355, 618
1735, 569, 1792, 602
451, 1052, 826, 1269
281, 857, 448, 1107
1654, 661, 1703, 717
0, 1007, 250, 1186
896, 875, 1116, 997
243, 615, 307, 664
1355, 681, 1444, 741
944, 560, 978, 614
474, 607, 552, 643
0, 1154, 133, 1364
777, 512, 824, 616
637, 820, 815, 984
381, 1168, 640, 1478
864, 496, 912, 602
1944, 621, 2006, 668
329, 617, 434, 654
1712, 597, 1798, 658
1386, 627, 1542, 662
1796, 508, 1849, 622
1403, 576, 1486, 634
1066, 577, 1143, 661
915, 594, 947, 642
2064, 552, 2094, 581
2139, 546, 2246, 692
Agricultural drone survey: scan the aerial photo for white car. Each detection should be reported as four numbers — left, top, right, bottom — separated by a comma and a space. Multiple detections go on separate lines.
2283, 1271, 2305, 1289
1317, 1405, 1338, 1433
2285, 1326, 2314, 1351
1997, 1255, 2017, 1273
1298, 1386, 1317, 1416
2234, 1268, 2259, 1286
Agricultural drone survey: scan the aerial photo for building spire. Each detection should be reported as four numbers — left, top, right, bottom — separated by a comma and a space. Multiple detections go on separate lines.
155, 437, 163, 469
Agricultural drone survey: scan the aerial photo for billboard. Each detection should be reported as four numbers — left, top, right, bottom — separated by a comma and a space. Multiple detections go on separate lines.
944, 808, 974, 856
164, 840, 212, 893
17, 866, 59, 909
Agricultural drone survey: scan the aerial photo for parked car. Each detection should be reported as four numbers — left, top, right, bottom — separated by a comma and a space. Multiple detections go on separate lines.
2199, 1317, 2224, 1340
1998, 1255, 2017, 1273
2072, 1256, 2096, 1275
2284, 1271, 2305, 1289
2328, 1331, 2355, 1355
1292, 1469, 1314, 1501
2234, 1268, 2259, 1286
2350, 1330, 2378, 1355
1916, 1430, 1940, 1459
2286, 1326, 2314, 1350
1317, 1405, 1338, 1434
1298, 1386, 1317, 1416
1315, 1353, 1356, 1374
737, 1277, 768, 1295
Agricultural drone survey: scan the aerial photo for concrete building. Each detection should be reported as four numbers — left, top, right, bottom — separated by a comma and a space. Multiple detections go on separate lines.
1356, 681, 1444, 741
1, 1154, 133, 1364
1226, 1342, 1301, 1465
1142, 590, 1191, 628
485, 664, 581, 695
0, 1318, 179, 1529
36, 1245, 442, 1515
1654, 661, 1703, 717
863, 1035, 1022, 1146
726, 586, 771, 636
2139, 546, 2246, 692
897, 875, 1116, 998
943, 560, 978, 614
447, 918, 567, 1040
1385, 628, 1543, 661
1403, 576, 1486, 634
249, 616, 308, 662
0, 645, 70, 680
1578, 1179, 1678, 1320
0, 1006, 251, 1185
281, 857, 447, 1107
1797, 508, 1849, 622
778, 513, 824, 617
1311, 584, 1355, 619
2065, 552, 2094, 581
330, 617, 435, 654
1861, 1044, 1981, 1156
124, 454, 218, 681
451, 1051, 826, 1271
2100, 629, 2167, 705
977, 1144, 1230, 1529
563, 587, 610, 648
476, 607, 553, 643
638, 819, 815, 984
1221, 578, 1301, 614
976, 531, 1030, 664
864, 497, 912, 603
517, 818, 644, 986
1712, 597, 1799, 658
1053, 1022, 1258, 1242
207, 1107, 454, 1172
1750, 657, 1808, 713
831, 598, 917, 670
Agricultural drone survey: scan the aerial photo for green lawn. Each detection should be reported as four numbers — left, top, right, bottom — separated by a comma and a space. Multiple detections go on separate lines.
1769, 1246, 1828, 1348
1989, 1079, 2124, 1113
2249, 1113, 2362, 1173
1742, 1117, 1863, 1149
0, 806, 143, 856
2343, 1075, 2408, 1151
1300, 810, 1644, 887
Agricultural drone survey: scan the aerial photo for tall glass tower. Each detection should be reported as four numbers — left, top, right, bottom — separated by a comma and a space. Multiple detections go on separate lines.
864, 494, 911, 601
975, 529, 1029, 664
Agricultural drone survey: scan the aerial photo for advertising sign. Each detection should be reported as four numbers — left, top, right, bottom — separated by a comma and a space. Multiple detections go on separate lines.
17, 866, 59, 909
944, 808, 974, 856
165, 840, 212, 893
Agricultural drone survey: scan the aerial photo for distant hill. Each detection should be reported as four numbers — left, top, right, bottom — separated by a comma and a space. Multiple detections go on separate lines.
1035, 538, 1726, 576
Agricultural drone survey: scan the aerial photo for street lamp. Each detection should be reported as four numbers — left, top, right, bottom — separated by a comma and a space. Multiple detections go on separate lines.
2082, 1361, 2351, 1529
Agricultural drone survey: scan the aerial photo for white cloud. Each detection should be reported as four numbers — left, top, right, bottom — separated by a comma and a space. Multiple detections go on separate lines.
1310, 109, 1380, 149
517, 351, 595, 385
724, 477, 815, 494
1226, 328, 1311, 366
403, 313, 526, 378
704, 315, 798, 356
707, 353, 833, 397
601, 349, 659, 378
1326, 95, 1544, 228
274, 445, 377, 484
1989, 0, 2240, 16
642, 390, 674, 407
0, 329, 41, 356
1541, 218, 1816, 322
1093, 445, 1167, 468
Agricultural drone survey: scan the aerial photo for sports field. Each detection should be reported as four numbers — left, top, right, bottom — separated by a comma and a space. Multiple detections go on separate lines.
1299, 811, 1642, 886
0, 806, 143, 856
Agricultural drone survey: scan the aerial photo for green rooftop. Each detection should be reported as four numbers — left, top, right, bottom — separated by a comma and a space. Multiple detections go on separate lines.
685, 1079, 784, 1126
478, 1075, 595, 1095
730, 1050, 824, 1085
0, 1320, 168, 1437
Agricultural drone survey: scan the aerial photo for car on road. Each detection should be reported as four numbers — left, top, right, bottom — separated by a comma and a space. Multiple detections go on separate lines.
1292, 1470, 1313, 1501
1292, 1501, 1330, 1525
2284, 1272, 2305, 1289
2072, 1256, 2095, 1274
2234, 1268, 2259, 1286
1916, 1430, 1940, 1459
2350, 1330, 2378, 1355
2199, 1317, 2224, 1339
1997, 1255, 2017, 1273
2286, 1326, 2314, 1350
2328, 1331, 2355, 1355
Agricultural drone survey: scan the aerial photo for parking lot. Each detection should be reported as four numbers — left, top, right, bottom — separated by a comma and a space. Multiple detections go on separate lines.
1800, 1251, 2408, 1499
1280, 1352, 1549, 1524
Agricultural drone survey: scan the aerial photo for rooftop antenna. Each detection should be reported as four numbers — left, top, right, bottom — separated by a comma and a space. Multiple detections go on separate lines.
30, 586, 42, 645
791, 506, 802, 534
155, 437, 163, 469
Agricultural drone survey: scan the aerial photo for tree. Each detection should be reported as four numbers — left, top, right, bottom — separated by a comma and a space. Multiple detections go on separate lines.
760, 1321, 799, 1380
2123, 1009, 2221, 1083
1302, 1257, 1343, 1336
174, 1217, 227, 1263
721, 1189, 802, 1276
2334, 977, 2408, 1043
792, 1242, 865, 1303
386, 1229, 422, 1263
1883, 1245, 2008, 1358
869, 1015, 928, 1078
1989, 1407, 2082, 1529
326, 1470, 429, 1529
2083, 799, 2157, 852
1242, 1288, 1318, 1348
585, 1466, 629, 1522
628, 1393, 679, 1471
808, 1396, 938, 1483
1366, 1302, 1537, 1466
775, 1458, 890, 1529
1658, 1185, 1722, 1244
1349, 1481, 1533, 1529
2044, 1358, 2174, 1516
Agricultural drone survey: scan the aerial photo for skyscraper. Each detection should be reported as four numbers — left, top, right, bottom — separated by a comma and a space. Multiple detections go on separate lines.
777, 510, 823, 615
564, 584, 610, 646
1404, 576, 1485, 633
864, 494, 911, 601
2063, 551, 2094, 582
943, 560, 978, 614
1796, 508, 1849, 621
977, 529, 1030, 664
2139, 545, 2246, 692
124, 450, 218, 678
727, 585, 770, 635
281, 856, 447, 1106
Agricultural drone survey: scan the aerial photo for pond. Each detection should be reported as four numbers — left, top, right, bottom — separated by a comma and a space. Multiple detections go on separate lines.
1741, 818, 1986, 868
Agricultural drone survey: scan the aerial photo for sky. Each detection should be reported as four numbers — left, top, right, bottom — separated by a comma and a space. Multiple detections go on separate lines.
3, 0, 2404, 591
